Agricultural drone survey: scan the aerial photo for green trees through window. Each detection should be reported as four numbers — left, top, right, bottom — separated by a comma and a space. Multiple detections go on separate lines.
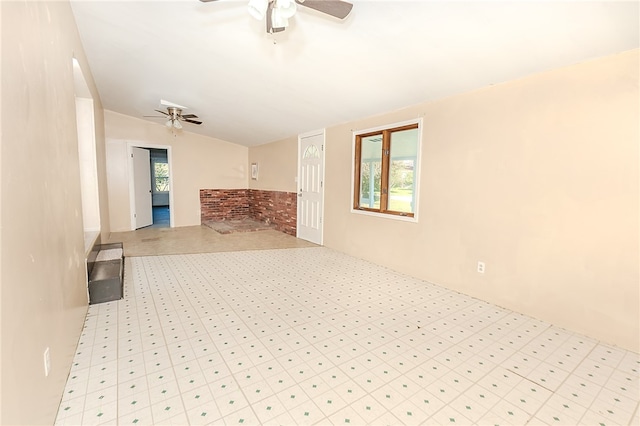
353, 122, 419, 218
153, 161, 169, 192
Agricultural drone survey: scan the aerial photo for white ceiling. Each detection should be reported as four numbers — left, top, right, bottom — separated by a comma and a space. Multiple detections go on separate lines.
70, 0, 639, 147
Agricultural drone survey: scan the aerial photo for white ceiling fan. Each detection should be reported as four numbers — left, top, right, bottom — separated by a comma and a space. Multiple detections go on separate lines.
200, 0, 353, 33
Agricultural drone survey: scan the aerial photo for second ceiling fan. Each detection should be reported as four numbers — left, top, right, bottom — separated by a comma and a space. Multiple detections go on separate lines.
200, 0, 353, 33
146, 107, 202, 130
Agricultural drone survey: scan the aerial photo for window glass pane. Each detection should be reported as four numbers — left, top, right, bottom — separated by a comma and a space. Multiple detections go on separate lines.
303, 145, 319, 159
154, 162, 169, 192
359, 134, 382, 209
389, 128, 418, 213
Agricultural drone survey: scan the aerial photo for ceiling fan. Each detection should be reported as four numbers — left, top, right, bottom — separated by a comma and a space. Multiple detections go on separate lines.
145, 107, 202, 130
199, 0, 353, 33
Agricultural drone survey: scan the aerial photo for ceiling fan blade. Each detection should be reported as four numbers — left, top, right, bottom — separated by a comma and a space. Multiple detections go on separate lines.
266, 1, 286, 33
143, 115, 165, 118
180, 114, 198, 119
154, 109, 169, 116
183, 119, 202, 125
199, 0, 218, 2
296, 0, 353, 19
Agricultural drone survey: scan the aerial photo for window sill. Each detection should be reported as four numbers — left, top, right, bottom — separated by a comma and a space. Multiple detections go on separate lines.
350, 208, 418, 223
84, 230, 100, 257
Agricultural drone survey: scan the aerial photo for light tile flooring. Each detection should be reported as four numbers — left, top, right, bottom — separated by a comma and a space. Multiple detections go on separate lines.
56, 248, 639, 425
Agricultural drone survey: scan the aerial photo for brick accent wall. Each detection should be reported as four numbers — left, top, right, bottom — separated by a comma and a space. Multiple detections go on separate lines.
199, 188, 297, 236
249, 190, 297, 236
199, 189, 249, 222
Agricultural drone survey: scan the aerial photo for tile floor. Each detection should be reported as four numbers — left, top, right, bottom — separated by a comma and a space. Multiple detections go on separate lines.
55, 248, 639, 425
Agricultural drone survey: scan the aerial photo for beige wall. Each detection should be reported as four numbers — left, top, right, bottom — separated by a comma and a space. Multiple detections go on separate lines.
323, 50, 639, 352
105, 111, 248, 230
248, 136, 298, 192
1, 2, 110, 424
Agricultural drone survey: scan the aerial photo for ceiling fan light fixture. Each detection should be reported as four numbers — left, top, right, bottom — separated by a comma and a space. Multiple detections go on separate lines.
247, 0, 268, 20
275, 0, 296, 19
271, 8, 290, 28
202, 0, 352, 34
165, 118, 183, 130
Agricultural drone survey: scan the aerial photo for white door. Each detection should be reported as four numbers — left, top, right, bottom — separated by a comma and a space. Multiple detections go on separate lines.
132, 147, 153, 229
297, 130, 325, 244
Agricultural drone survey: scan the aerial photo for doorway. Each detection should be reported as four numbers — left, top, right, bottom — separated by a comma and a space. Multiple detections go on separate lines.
149, 148, 170, 228
129, 144, 173, 229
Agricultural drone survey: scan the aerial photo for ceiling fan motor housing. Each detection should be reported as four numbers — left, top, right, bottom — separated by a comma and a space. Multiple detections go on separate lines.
168, 107, 181, 119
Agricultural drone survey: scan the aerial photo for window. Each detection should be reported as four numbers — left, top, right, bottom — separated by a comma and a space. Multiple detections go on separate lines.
152, 160, 169, 192
353, 120, 420, 219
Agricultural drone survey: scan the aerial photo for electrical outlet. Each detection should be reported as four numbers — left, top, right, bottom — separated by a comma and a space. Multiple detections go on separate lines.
477, 261, 485, 274
44, 347, 51, 377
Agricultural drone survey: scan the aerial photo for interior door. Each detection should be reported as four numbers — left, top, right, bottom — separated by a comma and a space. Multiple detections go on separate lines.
297, 130, 325, 244
132, 147, 153, 229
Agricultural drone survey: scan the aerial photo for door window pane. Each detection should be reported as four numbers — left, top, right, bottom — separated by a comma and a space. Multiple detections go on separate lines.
303, 144, 320, 159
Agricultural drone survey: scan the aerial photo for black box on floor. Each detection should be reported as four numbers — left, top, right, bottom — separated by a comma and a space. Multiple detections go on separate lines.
88, 242, 124, 305
89, 259, 123, 304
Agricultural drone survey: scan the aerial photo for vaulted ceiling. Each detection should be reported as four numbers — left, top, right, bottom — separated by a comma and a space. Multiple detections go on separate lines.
70, 0, 639, 147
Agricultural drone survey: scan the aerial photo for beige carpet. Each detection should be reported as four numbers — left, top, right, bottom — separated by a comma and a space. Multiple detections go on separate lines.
107, 225, 317, 257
